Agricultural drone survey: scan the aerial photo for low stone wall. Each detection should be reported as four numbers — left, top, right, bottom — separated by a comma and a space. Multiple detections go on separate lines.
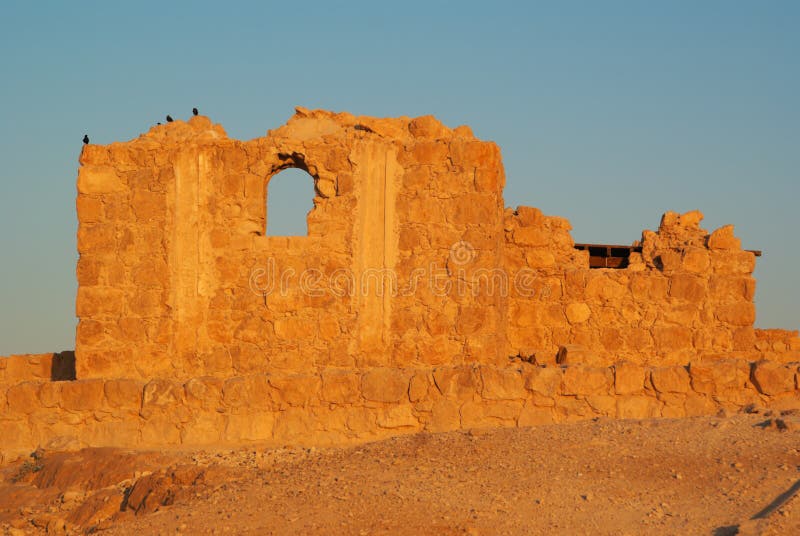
754, 329, 800, 362
0, 352, 75, 384
1, 359, 797, 457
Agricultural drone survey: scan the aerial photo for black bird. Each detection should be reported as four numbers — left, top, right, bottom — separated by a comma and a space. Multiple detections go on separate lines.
82, 135, 89, 144
166, 115, 173, 122
192, 107, 198, 116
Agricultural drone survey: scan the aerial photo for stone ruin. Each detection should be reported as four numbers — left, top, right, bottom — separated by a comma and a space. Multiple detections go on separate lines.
1, 108, 798, 455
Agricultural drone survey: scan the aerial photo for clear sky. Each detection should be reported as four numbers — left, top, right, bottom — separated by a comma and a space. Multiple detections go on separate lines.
0, 1, 797, 354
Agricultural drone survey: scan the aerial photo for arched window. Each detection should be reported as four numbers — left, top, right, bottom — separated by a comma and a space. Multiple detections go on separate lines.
265, 167, 315, 236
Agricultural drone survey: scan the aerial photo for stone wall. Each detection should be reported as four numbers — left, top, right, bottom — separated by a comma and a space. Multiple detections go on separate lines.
1, 108, 797, 456
504, 208, 800, 365
1, 359, 798, 457
75, 110, 505, 380
74, 108, 799, 381
0, 353, 75, 383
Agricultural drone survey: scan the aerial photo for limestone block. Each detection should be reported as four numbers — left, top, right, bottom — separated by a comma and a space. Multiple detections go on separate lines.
76, 195, 103, 223
321, 370, 361, 404
79, 144, 110, 165
732, 327, 757, 351
525, 249, 556, 268
515, 206, 544, 227
475, 165, 503, 192
710, 251, 756, 275
315, 178, 336, 198
555, 345, 606, 367
241, 375, 270, 409
140, 414, 181, 446
650, 366, 690, 393
377, 405, 419, 429
410, 140, 449, 165
708, 225, 741, 250
142, 379, 184, 414
657, 250, 683, 274
57, 380, 105, 412
562, 365, 612, 396
518, 402, 555, 426
565, 303, 591, 324
225, 412, 275, 442
460, 401, 492, 428
5, 354, 55, 382
131, 190, 166, 222
83, 419, 141, 448
409, 115, 450, 138
715, 303, 756, 326
449, 193, 500, 225
0, 419, 34, 449
513, 227, 549, 247
629, 274, 669, 301
6, 381, 41, 414
269, 374, 321, 407
554, 396, 592, 421
77, 165, 126, 194
481, 367, 526, 400
653, 326, 692, 352
184, 377, 224, 409
104, 379, 143, 409
768, 393, 800, 412
621, 328, 653, 352
614, 362, 646, 395
659, 393, 687, 418
178, 413, 222, 445
427, 399, 462, 433
449, 140, 500, 168
38, 382, 62, 408
76, 224, 116, 254
585, 275, 626, 302
751, 361, 797, 396
681, 248, 710, 273
669, 274, 707, 302
361, 368, 409, 403
689, 360, 750, 396
273, 408, 315, 442
586, 395, 616, 415
456, 305, 487, 336
432, 366, 479, 400
616, 396, 660, 419
346, 407, 378, 434
408, 372, 431, 402
600, 328, 624, 353
523, 366, 563, 396
684, 393, 717, 416
487, 400, 524, 422
76, 287, 125, 316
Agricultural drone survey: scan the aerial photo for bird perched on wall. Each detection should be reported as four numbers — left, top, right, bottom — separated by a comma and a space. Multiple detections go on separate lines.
192, 107, 198, 116
82, 135, 89, 144
166, 115, 173, 122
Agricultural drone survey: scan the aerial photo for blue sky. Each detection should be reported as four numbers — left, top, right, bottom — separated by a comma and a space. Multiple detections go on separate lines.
0, 1, 797, 354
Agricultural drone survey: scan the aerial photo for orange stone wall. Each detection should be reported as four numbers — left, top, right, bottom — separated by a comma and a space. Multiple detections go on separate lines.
75, 109, 506, 380
75, 108, 798, 380
2, 358, 798, 458
503, 208, 800, 365
1, 108, 798, 456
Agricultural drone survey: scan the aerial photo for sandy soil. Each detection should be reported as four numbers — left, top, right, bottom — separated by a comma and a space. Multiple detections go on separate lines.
1, 411, 799, 535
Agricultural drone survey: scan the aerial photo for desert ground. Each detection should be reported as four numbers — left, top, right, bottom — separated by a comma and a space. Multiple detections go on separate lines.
1, 409, 798, 536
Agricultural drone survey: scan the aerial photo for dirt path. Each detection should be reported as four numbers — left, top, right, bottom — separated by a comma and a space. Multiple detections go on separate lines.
2, 412, 799, 535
